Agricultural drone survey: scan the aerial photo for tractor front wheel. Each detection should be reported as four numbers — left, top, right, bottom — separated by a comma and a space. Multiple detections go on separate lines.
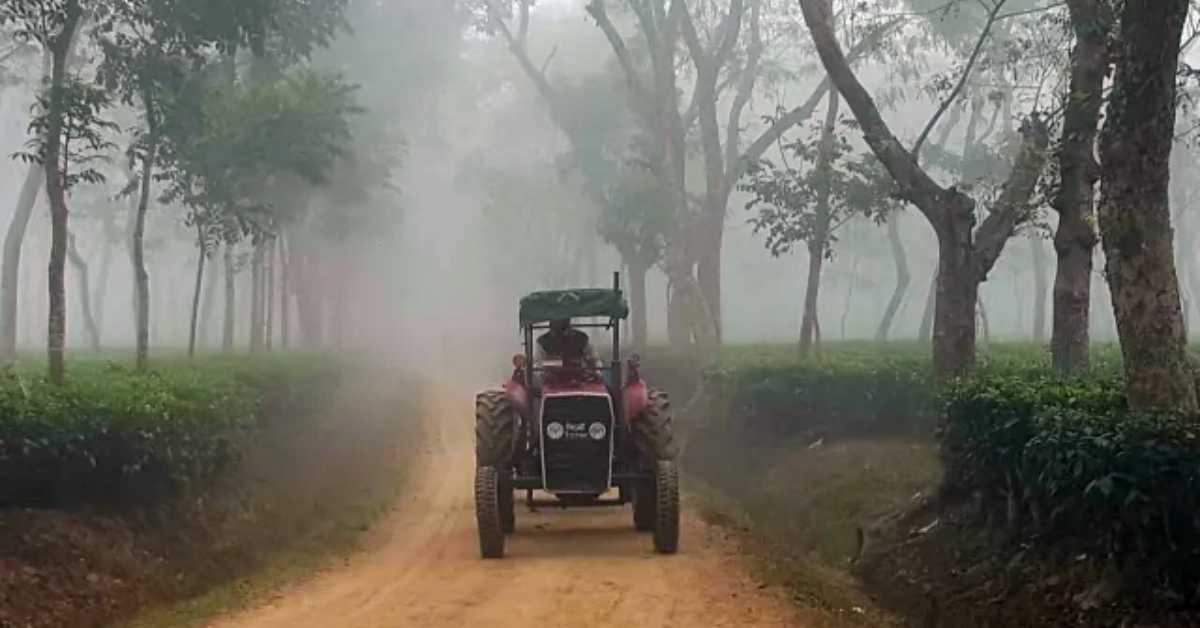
652, 460, 680, 554
475, 465, 506, 558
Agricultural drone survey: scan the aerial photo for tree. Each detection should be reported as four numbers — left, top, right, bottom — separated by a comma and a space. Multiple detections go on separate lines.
798, 0, 1051, 377
1049, 0, 1110, 373
599, 168, 673, 350
1097, 0, 1196, 413
475, 0, 896, 357
741, 95, 893, 354
1, 1, 88, 380
156, 68, 360, 356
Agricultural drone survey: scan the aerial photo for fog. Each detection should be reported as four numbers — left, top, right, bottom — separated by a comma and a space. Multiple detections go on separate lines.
8, 0, 1200, 383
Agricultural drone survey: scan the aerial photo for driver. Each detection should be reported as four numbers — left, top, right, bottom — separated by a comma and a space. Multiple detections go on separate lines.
536, 318, 597, 365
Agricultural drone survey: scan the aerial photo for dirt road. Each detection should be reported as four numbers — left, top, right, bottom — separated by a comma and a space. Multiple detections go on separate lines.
207, 393, 807, 628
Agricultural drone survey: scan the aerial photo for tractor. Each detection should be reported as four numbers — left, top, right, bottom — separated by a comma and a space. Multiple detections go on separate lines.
473, 273, 679, 558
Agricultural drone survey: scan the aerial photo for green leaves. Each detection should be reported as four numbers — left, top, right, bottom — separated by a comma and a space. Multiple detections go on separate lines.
0, 356, 331, 509
15, 75, 119, 190
941, 368, 1200, 601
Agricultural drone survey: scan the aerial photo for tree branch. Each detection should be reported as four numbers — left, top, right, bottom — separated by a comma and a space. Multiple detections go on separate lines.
798, 0, 947, 222
912, 0, 1007, 158
586, 0, 648, 101
973, 115, 1051, 281
725, 0, 762, 172
734, 16, 903, 182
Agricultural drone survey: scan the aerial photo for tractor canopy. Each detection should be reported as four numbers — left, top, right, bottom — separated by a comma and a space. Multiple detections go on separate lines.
518, 289, 629, 327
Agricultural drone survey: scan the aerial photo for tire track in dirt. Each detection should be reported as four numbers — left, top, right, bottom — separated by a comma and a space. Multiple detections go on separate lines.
206, 390, 807, 628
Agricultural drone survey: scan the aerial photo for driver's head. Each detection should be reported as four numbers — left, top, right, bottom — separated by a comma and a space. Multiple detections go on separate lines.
549, 318, 570, 332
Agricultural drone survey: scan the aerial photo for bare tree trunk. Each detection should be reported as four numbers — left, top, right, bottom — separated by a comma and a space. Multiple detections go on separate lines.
918, 273, 935, 342
132, 98, 158, 371
20, 240, 32, 348
800, 248, 824, 354
840, 255, 860, 342
876, 212, 910, 341
65, 233, 99, 352
977, 297, 991, 343
265, 239, 275, 352
279, 234, 290, 350
44, 3, 83, 384
1097, 0, 1197, 413
198, 242, 218, 348
93, 233, 113, 342
249, 241, 263, 352
666, 282, 689, 348
188, 226, 206, 358
0, 167, 44, 360
1051, 0, 1109, 373
222, 244, 235, 352
629, 261, 649, 351
1031, 236, 1050, 343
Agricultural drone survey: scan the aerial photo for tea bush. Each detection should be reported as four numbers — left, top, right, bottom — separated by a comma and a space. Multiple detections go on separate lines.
0, 356, 333, 509
939, 366, 1200, 602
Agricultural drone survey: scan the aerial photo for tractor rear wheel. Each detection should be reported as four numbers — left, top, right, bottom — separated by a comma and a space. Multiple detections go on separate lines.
652, 460, 680, 554
475, 465, 506, 558
476, 390, 517, 467
633, 388, 678, 463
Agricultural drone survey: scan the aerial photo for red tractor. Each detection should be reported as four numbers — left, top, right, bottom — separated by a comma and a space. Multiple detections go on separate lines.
473, 273, 679, 558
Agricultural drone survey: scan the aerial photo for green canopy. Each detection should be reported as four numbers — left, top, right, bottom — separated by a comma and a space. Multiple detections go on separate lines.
519, 289, 629, 326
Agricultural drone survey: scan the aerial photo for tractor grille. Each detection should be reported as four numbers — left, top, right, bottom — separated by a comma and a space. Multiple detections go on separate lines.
540, 395, 614, 493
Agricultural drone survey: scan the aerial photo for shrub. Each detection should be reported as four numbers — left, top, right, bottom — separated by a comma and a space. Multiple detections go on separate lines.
0, 357, 332, 509
940, 371, 1200, 603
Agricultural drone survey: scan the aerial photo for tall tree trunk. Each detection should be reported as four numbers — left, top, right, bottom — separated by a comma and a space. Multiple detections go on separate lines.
1098, 0, 1197, 413
801, 89, 840, 353
918, 273, 935, 342
840, 254, 860, 342
876, 211, 910, 341
279, 234, 290, 350
265, 239, 275, 352
1051, 0, 1109, 373
249, 242, 263, 352
666, 281, 689, 348
697, 231, 722, 344
977, 297, 991, 343
44, 2, 83, 384
132, 99, 158, 370
20, 240, 32, 348
65, 233, 99, 352
932, 221, 980, 376
93, 234, 113, 341
800, 248, 824, 354
629, 261, 649, 351
0, 167, 45, 360
197, 241, 218, 348
1031, 236, 1050, 343
188, 227, 206, 358
222, 244, 235, 352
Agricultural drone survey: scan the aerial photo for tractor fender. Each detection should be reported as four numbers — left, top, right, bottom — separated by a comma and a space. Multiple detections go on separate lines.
623, 379, 649, 421
504, 378, 531, 418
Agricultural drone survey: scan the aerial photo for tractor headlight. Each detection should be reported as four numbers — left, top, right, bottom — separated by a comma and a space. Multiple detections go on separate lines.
588, 422, 607, 440
546, 422, 565, 440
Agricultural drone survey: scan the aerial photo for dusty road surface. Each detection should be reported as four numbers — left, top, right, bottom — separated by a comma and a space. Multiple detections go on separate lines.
207, 393, 808, 628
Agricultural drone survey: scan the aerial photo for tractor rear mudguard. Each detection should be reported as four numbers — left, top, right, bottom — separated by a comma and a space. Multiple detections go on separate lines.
623, 378, 648, 422
504, 374, 530, 418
